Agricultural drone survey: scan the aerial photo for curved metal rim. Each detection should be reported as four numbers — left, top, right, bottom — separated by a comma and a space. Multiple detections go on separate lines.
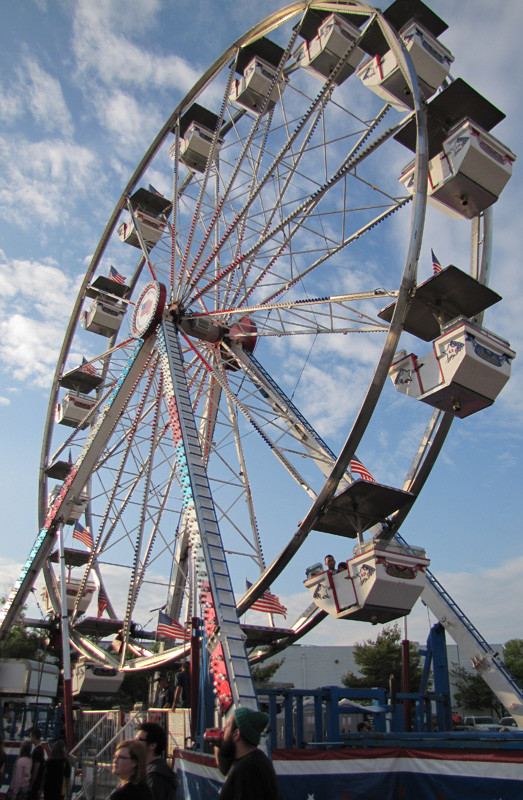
33, 1, 450, 670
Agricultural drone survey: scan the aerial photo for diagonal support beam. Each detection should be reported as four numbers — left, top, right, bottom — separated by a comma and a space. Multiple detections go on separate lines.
158, 319, 258, 710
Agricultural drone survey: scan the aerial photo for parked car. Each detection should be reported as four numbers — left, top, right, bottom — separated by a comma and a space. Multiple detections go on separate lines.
463, 715, 503, 732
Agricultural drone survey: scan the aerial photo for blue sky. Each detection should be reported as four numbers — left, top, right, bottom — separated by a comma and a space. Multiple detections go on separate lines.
0, 0, 522, 654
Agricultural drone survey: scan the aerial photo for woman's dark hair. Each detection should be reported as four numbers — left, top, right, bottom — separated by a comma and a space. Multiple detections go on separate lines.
115, 740, 147, 785
50, 739, 68, 759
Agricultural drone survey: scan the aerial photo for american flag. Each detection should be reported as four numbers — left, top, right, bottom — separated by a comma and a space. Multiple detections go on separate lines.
81, 357, 97, 376
350, 458, 375, 482
97, 587, 108, 618
431, 249, 443, 275
148, 184, 163, 197
156, 610, 190, 640
247, 584, 287, 617
109, 266, 126, 284
73, 521, 93, 549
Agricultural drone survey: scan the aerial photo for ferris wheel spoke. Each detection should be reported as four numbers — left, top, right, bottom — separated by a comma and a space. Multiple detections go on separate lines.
119, 374, 164, 658
71, 354, 161, 620
182, 66, 351, 299
181, 21, 308, 292
189, 114, 411, 309
10, 1, 505, 684
181, 67, 251, 282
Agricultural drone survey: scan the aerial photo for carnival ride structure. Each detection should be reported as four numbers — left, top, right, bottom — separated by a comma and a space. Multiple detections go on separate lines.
0, 0, 521, 733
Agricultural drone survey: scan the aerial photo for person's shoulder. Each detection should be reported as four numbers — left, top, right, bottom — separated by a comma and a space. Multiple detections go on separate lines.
236, 748, 274, 771
244, 748, 277, 775
147, 757, 174, 776
247, 748, 273, 763
110, 783, 154, 800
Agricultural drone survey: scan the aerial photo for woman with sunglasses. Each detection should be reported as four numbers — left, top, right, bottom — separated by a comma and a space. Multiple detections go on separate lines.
109, 740, 154, 800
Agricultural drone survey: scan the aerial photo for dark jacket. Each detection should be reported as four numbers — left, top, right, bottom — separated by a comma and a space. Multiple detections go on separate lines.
146, 758, 176, 800
218, 749, 278, 800
108, 782, 154, 800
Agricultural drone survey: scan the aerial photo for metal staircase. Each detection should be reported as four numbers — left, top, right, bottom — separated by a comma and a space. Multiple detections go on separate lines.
397, 534, 523, 726
158, 319, 258, 710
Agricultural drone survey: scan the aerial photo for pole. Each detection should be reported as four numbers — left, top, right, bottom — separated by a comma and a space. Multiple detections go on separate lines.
402, 637, 412, 732
190, 616, 201, 742
58, 523, 74, 750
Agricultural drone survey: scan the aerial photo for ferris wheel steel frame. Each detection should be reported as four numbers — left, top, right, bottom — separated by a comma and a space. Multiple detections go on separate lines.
0, 1, 497, 685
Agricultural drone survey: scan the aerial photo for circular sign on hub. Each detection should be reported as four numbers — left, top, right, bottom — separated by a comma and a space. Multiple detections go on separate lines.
130, 281, 166, 339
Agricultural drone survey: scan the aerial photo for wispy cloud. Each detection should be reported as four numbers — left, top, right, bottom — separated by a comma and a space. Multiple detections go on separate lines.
0, 135, 100, 228
72, 0, 200, 94
17, 56, 74, 137
0, 257, 79, 387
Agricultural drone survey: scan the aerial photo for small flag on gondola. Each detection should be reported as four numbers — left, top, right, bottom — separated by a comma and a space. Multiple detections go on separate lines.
349, 458, 375, 482
246, 582, 287, 617
148, 184, 163, 197
73, 522, 93, 549
431, 249, 443, 274
109, 266, 126, 284
156, 610, 190, 640
97, 587, 108, 618
81, 357, 97, 376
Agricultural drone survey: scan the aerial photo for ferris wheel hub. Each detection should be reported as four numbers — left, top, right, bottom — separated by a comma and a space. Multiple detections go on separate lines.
130, 281, 167, 339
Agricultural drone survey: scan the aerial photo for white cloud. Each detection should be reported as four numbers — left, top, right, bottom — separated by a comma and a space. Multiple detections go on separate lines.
0, 314, 63, 386
0, 135, 99, 228
72, 0, 200, 94
0, 396, 10, 406
19, 57, 74, 137
0, 258, 78, 387
92, 89, 162, 149
0, 84, 24, 125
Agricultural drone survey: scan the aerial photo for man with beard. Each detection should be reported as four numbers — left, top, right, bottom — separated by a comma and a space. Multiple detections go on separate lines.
216, 707, 278, 800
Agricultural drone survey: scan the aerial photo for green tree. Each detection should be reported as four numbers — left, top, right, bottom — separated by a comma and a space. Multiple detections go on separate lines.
2, 624, 49, 660
0, 598, 51, 662
252, 659, 284, 686
341, 624, 422, 691
450, 664, 503, 717
503, 639, 523, 686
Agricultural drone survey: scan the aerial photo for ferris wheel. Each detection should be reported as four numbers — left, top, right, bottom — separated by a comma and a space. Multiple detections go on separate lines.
0, 0, 515, 712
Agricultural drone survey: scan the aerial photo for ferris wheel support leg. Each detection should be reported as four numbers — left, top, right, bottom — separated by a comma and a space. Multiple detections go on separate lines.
158, 319, 258, 711
0, 336, 155, 646
58, 522, 74, 750
190, 616, 201, 741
